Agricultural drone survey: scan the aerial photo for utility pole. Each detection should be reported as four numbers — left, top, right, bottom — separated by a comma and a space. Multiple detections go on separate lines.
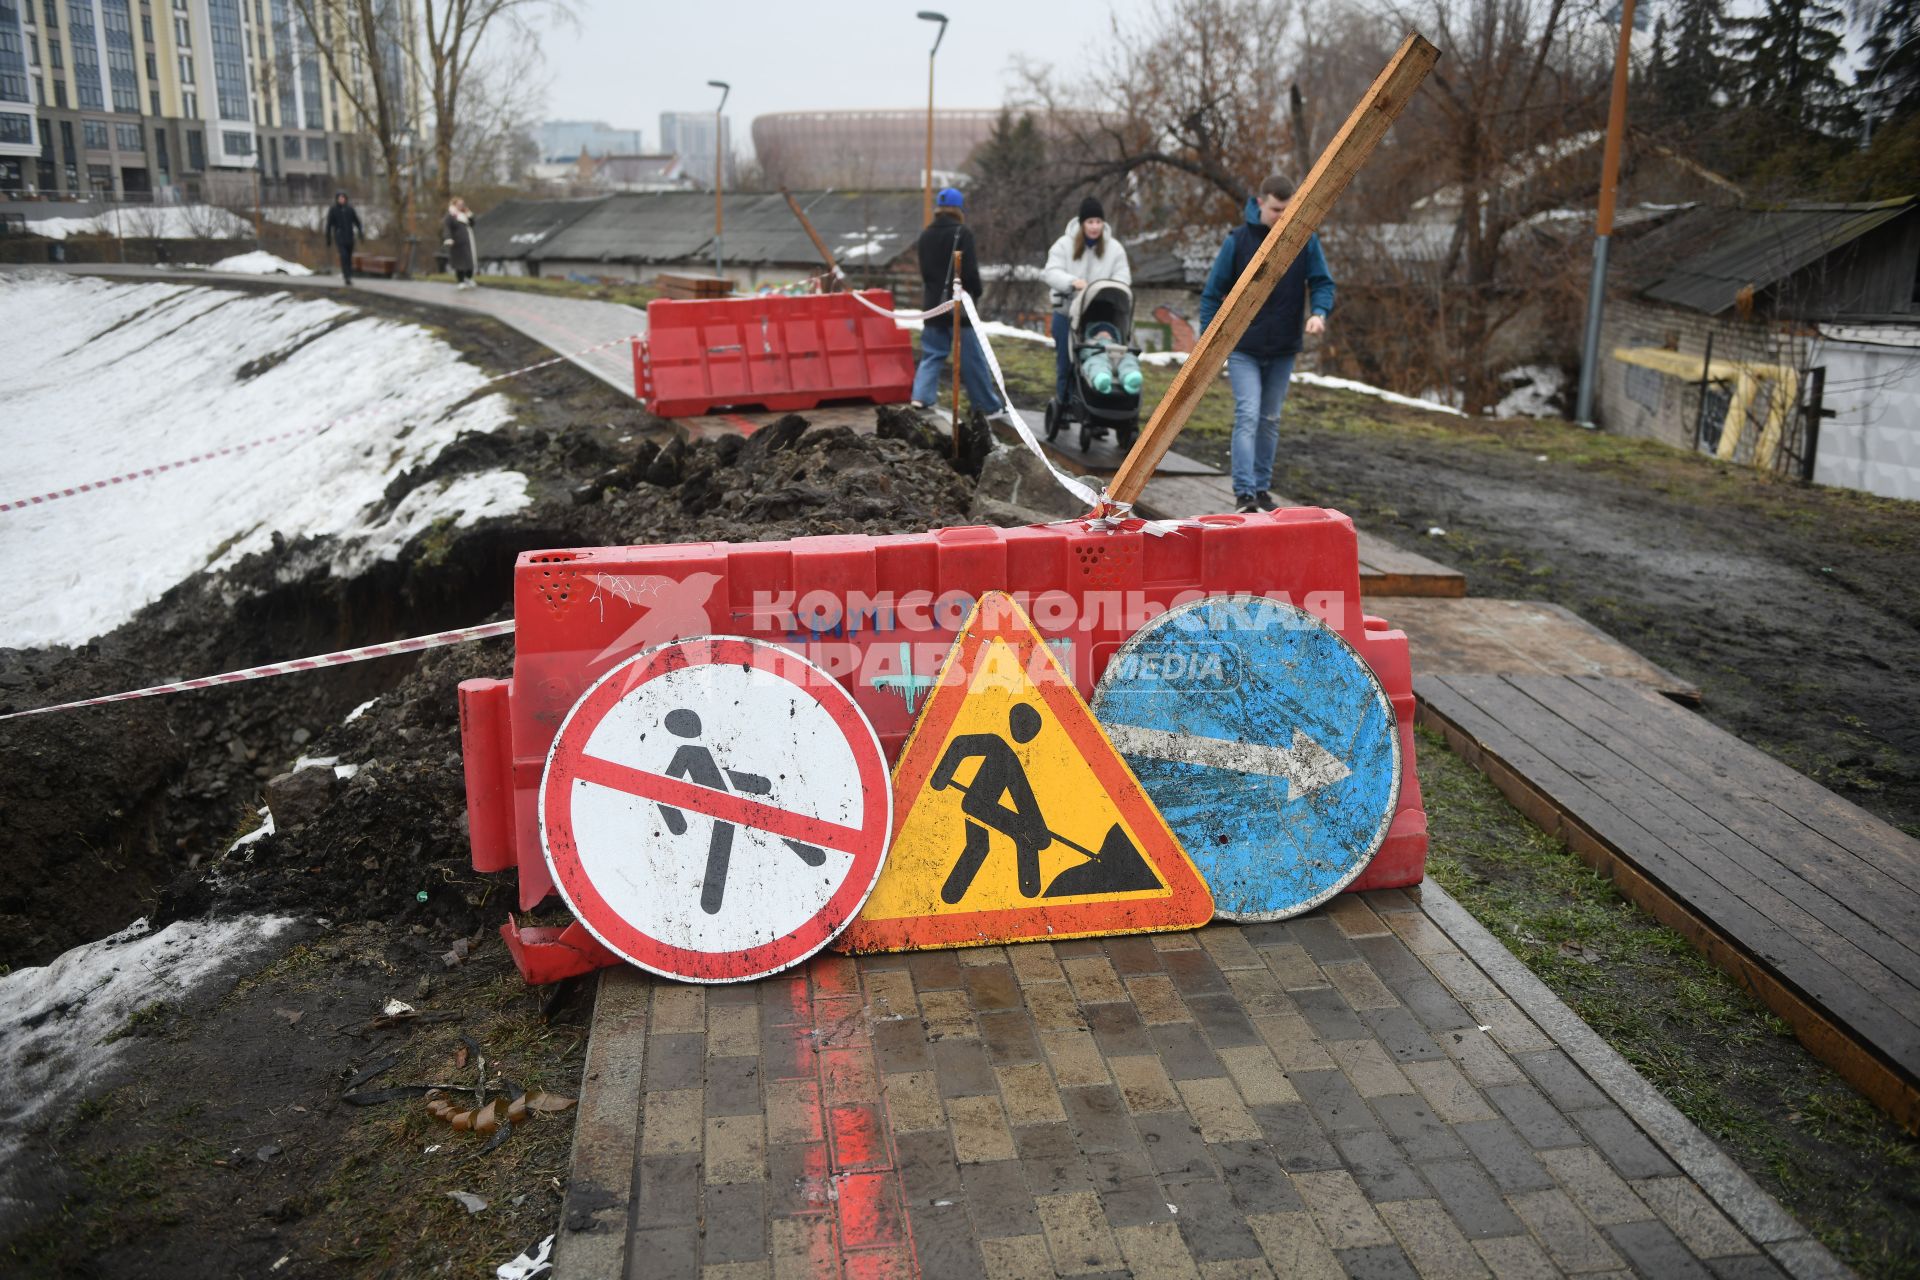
1574, 0, 1637, 427
918, 11, 948, 225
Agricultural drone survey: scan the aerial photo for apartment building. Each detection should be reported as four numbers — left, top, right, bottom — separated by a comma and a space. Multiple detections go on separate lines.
9, 0, 415, 204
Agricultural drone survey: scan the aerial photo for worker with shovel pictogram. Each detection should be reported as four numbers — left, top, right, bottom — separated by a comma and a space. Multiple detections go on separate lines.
656, 707, 826, 915
930, 702, 1162, 905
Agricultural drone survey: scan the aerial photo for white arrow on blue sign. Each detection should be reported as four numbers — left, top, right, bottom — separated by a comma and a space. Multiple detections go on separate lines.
1091, 594, 1401, 922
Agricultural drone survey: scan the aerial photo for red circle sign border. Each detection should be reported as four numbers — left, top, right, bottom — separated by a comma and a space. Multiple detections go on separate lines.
539, 635, 893, 983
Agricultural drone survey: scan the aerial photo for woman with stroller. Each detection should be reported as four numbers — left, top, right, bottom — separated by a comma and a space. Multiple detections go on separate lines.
1042, 197, 1131, 407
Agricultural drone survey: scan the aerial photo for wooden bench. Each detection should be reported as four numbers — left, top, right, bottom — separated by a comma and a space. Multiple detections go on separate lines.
1417, 672, 1920, 1133
351, 253, 400, 278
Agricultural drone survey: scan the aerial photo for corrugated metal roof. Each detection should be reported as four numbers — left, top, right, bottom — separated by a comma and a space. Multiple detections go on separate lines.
526, 190, 923, 268
472, 197, 607, 261
1641, 197, 1917, 314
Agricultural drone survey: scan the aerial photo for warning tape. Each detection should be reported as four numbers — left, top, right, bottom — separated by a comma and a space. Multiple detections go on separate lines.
0, 620, 516, 723
0, 329, 640, 515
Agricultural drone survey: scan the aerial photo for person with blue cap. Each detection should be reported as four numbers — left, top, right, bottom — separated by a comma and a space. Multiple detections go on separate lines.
910, 186, 1010, 423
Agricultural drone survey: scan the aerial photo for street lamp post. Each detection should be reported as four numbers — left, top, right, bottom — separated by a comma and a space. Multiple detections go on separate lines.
708, 79, 730, 279
918, 11, 948, 225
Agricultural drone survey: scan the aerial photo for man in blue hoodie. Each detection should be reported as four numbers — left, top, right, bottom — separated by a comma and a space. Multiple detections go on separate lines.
1196, 175, 1335, 513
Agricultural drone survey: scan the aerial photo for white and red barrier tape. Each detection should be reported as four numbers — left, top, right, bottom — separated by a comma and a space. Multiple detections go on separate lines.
0, 328, 640, 515
0, 620, 515, 723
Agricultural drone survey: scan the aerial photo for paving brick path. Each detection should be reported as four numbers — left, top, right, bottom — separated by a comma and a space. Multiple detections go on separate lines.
557, 886, 1843, 1279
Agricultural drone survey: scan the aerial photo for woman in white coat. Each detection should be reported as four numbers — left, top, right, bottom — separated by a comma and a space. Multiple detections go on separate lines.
1042, 196, 1130, 406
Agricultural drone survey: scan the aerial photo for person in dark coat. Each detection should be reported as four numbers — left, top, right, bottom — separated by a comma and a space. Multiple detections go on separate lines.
323, 190, 365, 286
1197, 174, 1335, 512
443, 196, 477, 288
909, 187, 1008, 421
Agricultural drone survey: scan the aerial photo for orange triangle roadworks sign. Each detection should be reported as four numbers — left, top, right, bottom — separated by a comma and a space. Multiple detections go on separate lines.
837, 592, 1212, 952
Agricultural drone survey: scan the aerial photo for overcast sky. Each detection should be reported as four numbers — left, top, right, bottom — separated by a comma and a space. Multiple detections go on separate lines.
531, 1, 1139, 156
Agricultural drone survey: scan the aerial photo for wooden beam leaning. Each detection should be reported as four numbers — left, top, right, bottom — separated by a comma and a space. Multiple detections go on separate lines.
780, 187, 842, 288
1108, 33, 1441, 508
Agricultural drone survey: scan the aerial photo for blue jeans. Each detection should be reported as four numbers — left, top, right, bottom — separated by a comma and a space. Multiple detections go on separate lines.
1051, 311, 1072, 402
1226, 350, 1297, 497
912, 323, 1004, 414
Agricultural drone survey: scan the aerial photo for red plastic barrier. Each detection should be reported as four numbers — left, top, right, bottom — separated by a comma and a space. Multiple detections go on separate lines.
633, 289, 915, 418
459, 512, 1429, 979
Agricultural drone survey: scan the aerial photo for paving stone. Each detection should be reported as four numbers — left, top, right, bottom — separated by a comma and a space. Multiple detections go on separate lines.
705, 1004, 760, 1058
1260, 941, 1329, 990
911, 1201, 986, 1280
705, 1054, 764, 1117
1421, 1160, 1525, 1240
908, 949, 964, 992
1359, 1007, 1447, 1064
1038, 1190, 1127, 1274
921, 988, 979, 1042
948, 1093, 1019, 1164
1251, 1101, 1345, 1172
1471, 1235, 1558, 1279
1164, 948, 1233, 996
1290, 1169, 1396, 1248
1028, 982, 1091, 1031
1008, 941, 1065, 984
760, 1023, 816, 1082
1187, 993, 1265, 1047
808, 953, 861, 995
702, 1262, 770, 1280
933, 1037, 999, 1098
1634, 1177, 1758, 1260
1176, 1077, 1264, 1143
705, 1114, 766, 1183
1152, 930, 1203, 950
1054, 938, 1108, 957
1246, 1210, 1347, 1279
1093, 1148, 1175, 1228
895, 1127, 962, 1205
702, 1182, 769, 1263
996, 1060, 1069, 1127
1116, 1221, 1205, 1279
1151, 1022, 1229, 1080
1572, 1106, 1680, 1179
811, 995, 866, 1047
1488, 1082, 1585, 1153
761, 976, 812, 1026
1066, 955, 1131, 1005
1213, 1139, 1305, 1215
1706, 1255, 1791, 1279
1372, 1094, 1467, 1163
1042, 1028, 1113, 1087
764, 1142, 830, 1215
1199, 1258, 1277, 1279
653, 986, 707, 1034
1512, 1049, 1610, 1113
963, 1159, 1043, 1237
1103, 934, 1165, 976
1169, 1175, 1266, 1261
1376, 1198, 1492, 1280
1017, 1122, 1097, 1196
1217, 1044, 1300, 1106
1352, 933, 1433, 986
1063, 1083, 1143, 1154
1254, 1012, 1338, 1072
1085, 1000, 1157, 1058
1326, 896, 1392, 938
1130, 974, 1195, 1024
1290, 916, 1362, 963
1111, 1053, 1183, 1113
632, 1225, 699, 1280
1200, 927, 1266, 970
642, 1088, 704, 1156
1402, 1060, 1497, 1125
862, 968, 918, 1022
966, 963, 1025, 1013
1335, 1244, 1422, 1279
1508, 1188, 1627, 1273
765, 1078, 822, 1146
1397, 977, 1479, 1035
1464, 995, 1555, 1054
957, 945, 1011, 966
980, 1009, 1043, 1065
1240, 923, 1298, 949
1223, 966, 1298, 1018
1291, 985, 1371, 1041
1605, 1218, 1714, 1279
1452, 1118, 1554, 1193
1290, 1068, 1381, 1134
634, 1153, 703, 1228
980, 1234, 1054, 1280
1540, 1146, 1654, 1226
1422, 953, 1508, 1006
1134, 1108, 1216, 1183
647, 1033, 707, 1090
1333, 1130, 1431, 1203
821, 1044, 881, 1104
1320, 960, 1402, 1011
1385, 911, 1458, 957
1326, 1037, 1416, 1098
1436, 1026, 1525, 1088
883, 1070, 945, 1134
873, 1015, 934, 1073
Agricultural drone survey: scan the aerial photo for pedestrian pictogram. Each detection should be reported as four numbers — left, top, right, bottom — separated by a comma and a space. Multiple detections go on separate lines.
540, 636, 892, 982
1092, 594, 1401, 922
838, 593, 1211, 953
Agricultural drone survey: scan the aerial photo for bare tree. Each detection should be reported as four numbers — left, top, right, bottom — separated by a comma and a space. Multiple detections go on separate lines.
418, 0, 574, 211
290, 0, 418, 244
445, 37, 547, 191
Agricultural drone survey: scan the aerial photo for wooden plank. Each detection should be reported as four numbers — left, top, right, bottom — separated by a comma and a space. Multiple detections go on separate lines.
1011, 403, 1221, 477
1417, 673, 1920, 1134
1109, 33, 1440, 504
1369, 597, 1700, 702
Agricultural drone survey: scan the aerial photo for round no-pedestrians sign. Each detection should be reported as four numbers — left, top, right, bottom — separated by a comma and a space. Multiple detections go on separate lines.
539, 636, 893, 982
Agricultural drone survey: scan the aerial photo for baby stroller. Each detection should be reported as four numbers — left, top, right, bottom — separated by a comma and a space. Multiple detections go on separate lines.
1043, 278, 1143, 452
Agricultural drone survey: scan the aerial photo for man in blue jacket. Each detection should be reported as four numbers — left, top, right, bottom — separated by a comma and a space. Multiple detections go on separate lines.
1197, 175, 1335, 513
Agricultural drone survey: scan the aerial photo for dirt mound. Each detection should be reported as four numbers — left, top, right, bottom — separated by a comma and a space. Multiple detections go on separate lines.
1, 402, 976, 969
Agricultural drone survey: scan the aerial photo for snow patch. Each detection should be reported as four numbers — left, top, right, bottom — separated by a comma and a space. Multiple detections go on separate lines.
1132, 349, 1465, 416
344, 696, 380, 723
1494, 365, 1566, 418
212, 250, 314, 276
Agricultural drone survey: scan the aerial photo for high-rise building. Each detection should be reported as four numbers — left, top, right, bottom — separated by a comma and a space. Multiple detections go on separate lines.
10, 0, 419, 203
659, 109, 729, 188
536, 119, 642, 163
0, 0, 36, 187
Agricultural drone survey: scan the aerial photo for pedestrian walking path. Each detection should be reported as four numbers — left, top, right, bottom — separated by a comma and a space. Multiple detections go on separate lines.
556, 887, 1842, 1279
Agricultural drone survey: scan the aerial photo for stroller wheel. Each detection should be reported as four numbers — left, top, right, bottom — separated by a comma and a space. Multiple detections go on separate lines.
1043, 399, 1061, 442
1079, 420, 1094, 453
1117, 420, 1138, 451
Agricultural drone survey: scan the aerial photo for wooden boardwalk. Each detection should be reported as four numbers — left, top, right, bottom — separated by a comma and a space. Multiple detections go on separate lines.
1417, 673, 1920, 1134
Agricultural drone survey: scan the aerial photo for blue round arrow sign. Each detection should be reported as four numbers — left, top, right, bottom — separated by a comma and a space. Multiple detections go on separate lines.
1091, 594, 1401, 922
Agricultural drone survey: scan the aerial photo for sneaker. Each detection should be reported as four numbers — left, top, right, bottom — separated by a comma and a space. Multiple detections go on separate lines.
1234, 493, 1260, 514
1255, 491, 1279, 512
908, 400, 928, 410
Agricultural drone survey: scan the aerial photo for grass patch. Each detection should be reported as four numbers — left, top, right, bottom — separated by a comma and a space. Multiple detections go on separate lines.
1418, 723, 1920, 1277
419, 272, 661, 310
